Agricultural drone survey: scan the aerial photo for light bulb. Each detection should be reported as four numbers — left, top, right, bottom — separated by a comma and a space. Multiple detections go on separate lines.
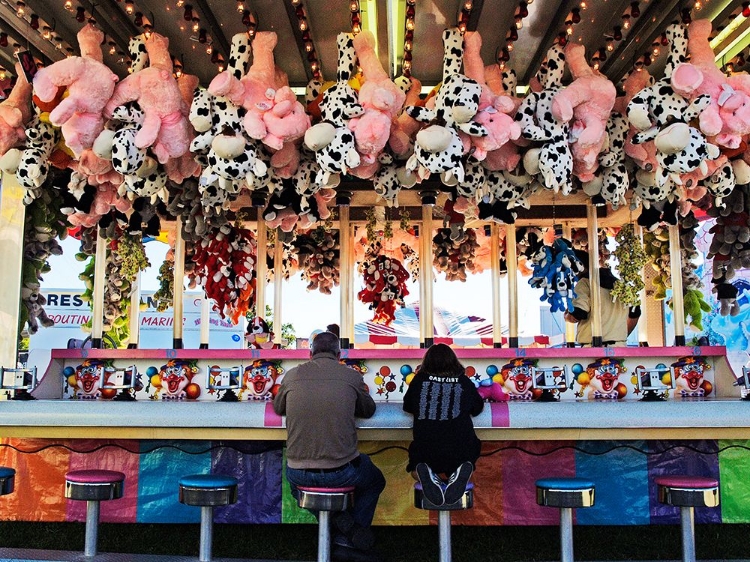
15, 1, 25, 18
464, 2, 473, 10
406, 17, 414, 31
206, 43, 212, 54
176, 0, 184, 6
237, 1, 244, 13
607, 40, 614, 52
125, 1, 135, 16
506, 41, 514, 52
108, 41, 116, 55
299, 19, 307, 31
515, 17, 523, 29
404, 39, 412, 51
64, 0, 73, 11
579, 0, 586, 9
192, 18, 200, 33
350, 0, 358, 11
622, 15, 631, 29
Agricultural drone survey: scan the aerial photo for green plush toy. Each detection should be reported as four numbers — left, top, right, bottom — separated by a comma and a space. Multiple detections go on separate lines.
680, 288, 712, 332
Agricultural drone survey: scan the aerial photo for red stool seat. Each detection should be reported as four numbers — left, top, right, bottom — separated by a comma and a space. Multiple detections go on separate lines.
66, 470, 125, 484
655, 476, 718, 489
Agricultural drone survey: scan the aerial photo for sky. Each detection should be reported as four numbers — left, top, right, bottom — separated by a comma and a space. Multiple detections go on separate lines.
43, 235, 545, 342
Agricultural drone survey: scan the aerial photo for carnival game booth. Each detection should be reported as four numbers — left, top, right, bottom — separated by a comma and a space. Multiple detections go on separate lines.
1, 0, 750, 534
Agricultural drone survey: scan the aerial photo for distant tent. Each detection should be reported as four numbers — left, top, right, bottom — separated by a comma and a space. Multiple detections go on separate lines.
354, 302, 549, 347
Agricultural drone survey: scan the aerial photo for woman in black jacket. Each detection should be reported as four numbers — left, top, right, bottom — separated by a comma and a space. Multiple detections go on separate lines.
403, 343, 484, 505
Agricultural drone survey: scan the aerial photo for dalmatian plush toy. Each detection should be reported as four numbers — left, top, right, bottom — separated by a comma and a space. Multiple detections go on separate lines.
404, 28, 488, 185
582, 112, 630, 208
372, 152, 418, 206
304, 33, 363, 187
515, 44, 573, 194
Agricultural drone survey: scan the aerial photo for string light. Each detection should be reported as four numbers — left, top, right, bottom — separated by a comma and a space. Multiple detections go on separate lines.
192, 17, 200, 33
15, 1, 25, 18
13, 43, 21, 54
236, 0, 245, 12
66, 47, 74, 58
606, 38, 614, 51
579, 1, 587, 9
630, 2, 640, 18
571, 8, 581, 23
42, 26, 51, 40
76, 6, 86, 22
0, 70, 6, 81
198, 28, 207, 43
54, 36, 62, 50
515, 16, 523, 30
125, 0, 135, 16
63, 0, 73, 11
29, 13, 39, 30
176, 0, 184, 6
134, 11, 144, 26
651, 41, 660, 57
174, 58, 183, 78
622, 14, 631, 30
108, 41, 116, 55
183, 4, 193, 20
613, 25, 622, 41
206, 43, 212, 54
143, 23, 153, 38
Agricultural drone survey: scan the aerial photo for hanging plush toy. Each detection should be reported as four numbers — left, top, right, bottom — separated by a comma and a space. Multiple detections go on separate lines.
0, 63, 32, 157
516, 44, 573, 194
405, 28, 487, 185
33, 24, 118, 158
357, 242, 410, 325
104, 32, 191, 164
245, 316, 278, 349
527, 238, 584, 313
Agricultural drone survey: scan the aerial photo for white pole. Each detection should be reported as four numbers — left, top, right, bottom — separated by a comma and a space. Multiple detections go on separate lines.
127, 271, 140, 349
506, 224, 518, 348
339, 206, 351, 348
668, 224, 686, 346
273, 229, 283, 346
490, 224, 502, 347
420, 203, 434, 347
563, 222, 576, 347
255, 220, 267, 320
0, 173, 25, 367
586, 204, 603, 347
173, 216, 185, 349
91, 231, 107, 348
200, 293, 210, 349
636, 224, 649, 345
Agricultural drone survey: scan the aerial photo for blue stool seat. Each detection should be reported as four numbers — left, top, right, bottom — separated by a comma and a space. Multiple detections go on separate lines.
178, 474, 238, 562
296, 487, 355, 562
536, 477, 595, 562
0, 467, 15, 495
414, 481, 474, 562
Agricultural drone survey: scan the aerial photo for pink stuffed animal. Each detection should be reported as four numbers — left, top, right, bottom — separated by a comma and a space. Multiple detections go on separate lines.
165, 73, 201, 183
349, 30, 406, 164
33, 24, 118, 158
618, 69, 659, 171
462, 31, 521, 163
389, 75, 422, 158
104, 32, 190, 164
671, 19, 750, 149
551, 42, 616, 182
0, 63, 32, 157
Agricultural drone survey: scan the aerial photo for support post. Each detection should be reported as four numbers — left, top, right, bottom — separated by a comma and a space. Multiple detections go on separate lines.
668, 224, 686, 346
255, 220, 267, 320
420, 203, 434, 348
172, 216, 185, 349
490, 223, 503, 347
127, 271, 140, 349
273, 229, 283, 346
199, 293, 210, 349
91, 231, 108, 349
506, 224, 518, 348
339, 206, 351, 349
0, 173, 25, 369
586, 204, 603, 347
84, 500, 100, 557
636, 224, 649, 346
563, 222, 577, 347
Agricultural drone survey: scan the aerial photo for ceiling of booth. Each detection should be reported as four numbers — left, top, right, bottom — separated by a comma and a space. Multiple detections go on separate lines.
0, 0, 748, 91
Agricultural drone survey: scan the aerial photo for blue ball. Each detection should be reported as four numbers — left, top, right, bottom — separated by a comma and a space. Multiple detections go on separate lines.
400, 364, 412, 376
571, 363, 584, 376
146, 366, 158, 376
656, 363, 667, 370
63, 366, 74, 376
486, 364, 498, 376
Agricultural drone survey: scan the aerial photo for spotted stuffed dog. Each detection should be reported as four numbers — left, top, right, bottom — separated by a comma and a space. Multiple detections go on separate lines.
515, 44, 573, 194
405, 28, 487, 184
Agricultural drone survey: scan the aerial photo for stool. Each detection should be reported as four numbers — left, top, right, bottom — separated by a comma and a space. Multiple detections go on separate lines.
296, 486, 355, 562
536, 477, 595, 562
65, 469, 125, 557
655, 475, 719, 562
0, 467, 15, 495
414, 481, 474, 562
178, 474, 238, 562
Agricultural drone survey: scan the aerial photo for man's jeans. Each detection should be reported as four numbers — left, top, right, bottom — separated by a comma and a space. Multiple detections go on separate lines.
286, 453, 386, 528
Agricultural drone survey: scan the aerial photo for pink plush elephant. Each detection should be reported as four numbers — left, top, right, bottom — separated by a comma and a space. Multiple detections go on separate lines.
671, 19, 750, 149
462, 31, 521, 163
551, 42, 616, 182
33, 24, 119, 158
349, 30, 406, 165
104, 32, 191, 164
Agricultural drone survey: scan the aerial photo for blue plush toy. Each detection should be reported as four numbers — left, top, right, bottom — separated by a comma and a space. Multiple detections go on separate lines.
529, 238, 584, 313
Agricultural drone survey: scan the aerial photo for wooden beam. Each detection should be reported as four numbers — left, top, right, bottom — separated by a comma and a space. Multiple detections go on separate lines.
521, 0, 580, 85
601, 0, 683, 82
193, 0, 232, 58
466, 0, 485, 32
0, 2, 60, 65
282, 0, 315, 83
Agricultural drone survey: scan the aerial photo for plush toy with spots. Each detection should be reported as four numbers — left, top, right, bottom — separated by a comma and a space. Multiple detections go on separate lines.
389, 75, 423, 159
357, 243, 410, 325
33, 24, 118, 158
405, 28, 487, 184
304, 33, 363, 186
515, 44, 573, 194
104, 32, 191, 164
582, 112, 629, 208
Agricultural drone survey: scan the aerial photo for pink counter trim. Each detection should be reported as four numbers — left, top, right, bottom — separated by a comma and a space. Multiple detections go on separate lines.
50, 346, 727, 361
264, 402, 283, 427
490, 402, 510, 427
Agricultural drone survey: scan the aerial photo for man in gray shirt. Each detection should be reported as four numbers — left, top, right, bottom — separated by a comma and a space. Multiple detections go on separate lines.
274, 331, 385, 562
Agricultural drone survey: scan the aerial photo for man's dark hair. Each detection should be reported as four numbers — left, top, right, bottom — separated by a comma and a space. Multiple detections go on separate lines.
326, 323, 340, 337
421, 343, 464, 377
311, 330, 340, 356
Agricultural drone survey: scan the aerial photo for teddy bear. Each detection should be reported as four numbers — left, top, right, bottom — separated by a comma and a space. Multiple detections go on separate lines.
461, 31, 522, 164
405, 28, 488, 185
304, 33, 363, 186
104, 32, 191, 164
551, 42, 616, 182
348, 30, 406, 165
671, 19, 750, 150
32, 24, 118, 158
515, 44, 573, 194
0, 63, 32, 158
